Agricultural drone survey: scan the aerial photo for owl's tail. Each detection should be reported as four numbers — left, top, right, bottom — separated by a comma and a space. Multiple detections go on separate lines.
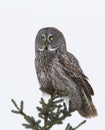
78, 90, 98, 118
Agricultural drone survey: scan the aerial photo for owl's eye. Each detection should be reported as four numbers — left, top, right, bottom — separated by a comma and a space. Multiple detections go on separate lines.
41, 36, 45, 42
49, 36, 54, 41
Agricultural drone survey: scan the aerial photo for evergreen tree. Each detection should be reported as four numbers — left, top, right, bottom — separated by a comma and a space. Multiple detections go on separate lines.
11, 91, 86, 130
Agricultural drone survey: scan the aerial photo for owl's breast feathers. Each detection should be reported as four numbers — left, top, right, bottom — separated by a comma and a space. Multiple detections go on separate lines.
35, 51, 57, 94
58, 52, 94, 96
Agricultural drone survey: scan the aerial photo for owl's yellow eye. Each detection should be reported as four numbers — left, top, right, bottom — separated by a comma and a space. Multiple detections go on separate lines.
49, 36, 54, 41
41, 36, 45, 42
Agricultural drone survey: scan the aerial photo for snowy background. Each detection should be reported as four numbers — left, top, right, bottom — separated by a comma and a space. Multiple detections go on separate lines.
0, 0, 105, 130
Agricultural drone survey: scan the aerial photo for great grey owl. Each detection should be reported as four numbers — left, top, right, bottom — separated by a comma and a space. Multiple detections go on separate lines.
35, 27, 97, 118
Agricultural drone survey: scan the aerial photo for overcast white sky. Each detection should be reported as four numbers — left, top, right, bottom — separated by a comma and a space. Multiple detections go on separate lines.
0, 0, 105, 130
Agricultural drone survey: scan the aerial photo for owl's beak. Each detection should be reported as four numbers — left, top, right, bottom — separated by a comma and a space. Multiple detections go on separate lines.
44, 41, 49, 50
45, 41, 48, 46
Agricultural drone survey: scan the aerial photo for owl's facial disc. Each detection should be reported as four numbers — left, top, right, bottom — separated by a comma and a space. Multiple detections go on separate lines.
38, 34, 57, 52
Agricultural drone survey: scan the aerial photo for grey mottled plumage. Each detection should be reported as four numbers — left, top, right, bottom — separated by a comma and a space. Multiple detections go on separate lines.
35, 27, 97, 118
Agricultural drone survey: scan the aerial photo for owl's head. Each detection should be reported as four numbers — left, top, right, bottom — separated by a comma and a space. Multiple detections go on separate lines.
35, 27, 67, 53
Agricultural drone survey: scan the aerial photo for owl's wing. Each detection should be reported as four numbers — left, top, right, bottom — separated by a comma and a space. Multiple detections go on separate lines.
58, 52, 94, 96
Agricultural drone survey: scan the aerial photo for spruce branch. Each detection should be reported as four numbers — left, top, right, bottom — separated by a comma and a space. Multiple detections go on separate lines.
11, 92, 86, 130
11, 99, 41, 130
73, 120, 86, 130
65, 120, 86, 130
